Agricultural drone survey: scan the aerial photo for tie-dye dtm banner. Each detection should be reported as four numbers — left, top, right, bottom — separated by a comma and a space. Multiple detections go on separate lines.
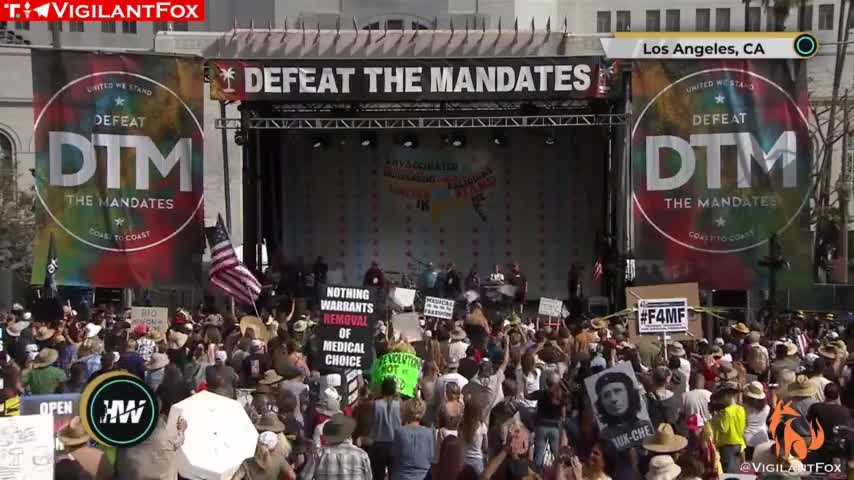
30, 50, 205, 288
631, 61, 812, 290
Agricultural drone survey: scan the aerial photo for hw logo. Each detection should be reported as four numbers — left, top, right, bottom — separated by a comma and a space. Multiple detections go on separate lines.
100, 400, 147, 424
80, 371, 158, 447
769, 400, 825, 460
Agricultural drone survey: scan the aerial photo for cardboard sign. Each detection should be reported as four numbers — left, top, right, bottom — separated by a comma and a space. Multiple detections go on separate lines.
20, 394, 80, 453
391, 312, 423, 342
0, 414, 55, 479
625, 283, 702, 342
371, 352, 420, 398
317, 286, 379, 370
424, 296, 455, 320
584, 361, 654, 451
538, 297, 564, 318
637, 298, 689, 334
130, 306, 169, 333
389, 288, 417, 309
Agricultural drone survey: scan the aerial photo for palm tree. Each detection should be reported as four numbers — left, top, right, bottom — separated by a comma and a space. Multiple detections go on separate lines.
759, 0, 810, 31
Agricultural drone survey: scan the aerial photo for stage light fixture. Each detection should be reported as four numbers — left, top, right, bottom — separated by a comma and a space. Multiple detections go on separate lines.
312, 136, 327, 149
544, 133, 556, 145
451, 134, 465, 148
492, 131, 506, 146
400, 134, 418, 149
360, 133, 377, 147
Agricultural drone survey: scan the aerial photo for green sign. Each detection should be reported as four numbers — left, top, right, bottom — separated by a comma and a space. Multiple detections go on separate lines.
371, 352, 420, 398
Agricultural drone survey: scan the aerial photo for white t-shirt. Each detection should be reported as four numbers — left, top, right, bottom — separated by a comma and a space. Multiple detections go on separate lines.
682, 388, 712, 426
516, 367, 542, 410
745, 404, 770, 447
810, 376, 832, 402
463, 423, 488, 468
678, 358, 691, 383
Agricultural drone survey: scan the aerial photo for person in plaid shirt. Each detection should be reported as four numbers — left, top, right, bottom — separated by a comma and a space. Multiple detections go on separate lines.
132, 324, 158, 363
300, 414, 371, 480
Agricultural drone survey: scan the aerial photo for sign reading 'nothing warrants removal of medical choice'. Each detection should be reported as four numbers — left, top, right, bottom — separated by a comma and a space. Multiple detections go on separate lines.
637, 297, 689, 334
318, 286, 380, 370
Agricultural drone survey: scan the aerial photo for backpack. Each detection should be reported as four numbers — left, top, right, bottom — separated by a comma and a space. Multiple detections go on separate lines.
646, 390, 680, 429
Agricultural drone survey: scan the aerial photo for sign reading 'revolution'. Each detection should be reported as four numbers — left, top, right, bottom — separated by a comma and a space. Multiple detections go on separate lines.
210, 58, 621, 102
318, 286, 379, 370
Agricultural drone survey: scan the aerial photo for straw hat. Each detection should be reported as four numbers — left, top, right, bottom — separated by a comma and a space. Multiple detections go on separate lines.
240, 316, 271, 342
818, 345, 839, 360
645, 455, 682, 480
824, 313, 836, 321
784, 341, 799, 356
744, 381, 767, 400
148, 329, 164, 343
786, 375, 817, 398
258, 369, 284, 386
254, 412, 285, 433
450, 327, 467, 341
57, 417, 91, 447
642, 423, 688, 453
732, 323, 750, 335
146, 353, 170, 371
32, 348, 59, 368
35, 327, 56, 341
590, 318, 608, 330
668, 342, 686, 358
167, 330, 188, 350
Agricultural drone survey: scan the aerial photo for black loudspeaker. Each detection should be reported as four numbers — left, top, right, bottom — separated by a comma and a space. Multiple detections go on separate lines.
711, 290, 748, 308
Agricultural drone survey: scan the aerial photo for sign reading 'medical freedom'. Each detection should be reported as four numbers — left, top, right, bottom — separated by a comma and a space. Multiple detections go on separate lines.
210, 58, 621, 102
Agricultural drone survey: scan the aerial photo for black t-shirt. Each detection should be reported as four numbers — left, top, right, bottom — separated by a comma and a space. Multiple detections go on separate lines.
534, 390, 563, 425
458, 357, 479, 380
508, 272, 526, 299
808, 402, 852, 449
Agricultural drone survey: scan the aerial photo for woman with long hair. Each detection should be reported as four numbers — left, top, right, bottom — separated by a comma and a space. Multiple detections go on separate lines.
234, 431, 295, 480
420, 361, 440, 427
369, 377, 401, 480
516, 352, 542, 430
391, 398, 434, 480
459, 399, 488, 475
557, 442, 611, 480
740, 382, 769, 460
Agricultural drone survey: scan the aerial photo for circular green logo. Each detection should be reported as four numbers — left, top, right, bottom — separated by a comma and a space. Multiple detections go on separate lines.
794, 34, 818, 58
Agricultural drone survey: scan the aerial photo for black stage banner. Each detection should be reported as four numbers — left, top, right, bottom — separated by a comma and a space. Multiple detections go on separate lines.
316, 285, 379, 370
210, 57, 621, 102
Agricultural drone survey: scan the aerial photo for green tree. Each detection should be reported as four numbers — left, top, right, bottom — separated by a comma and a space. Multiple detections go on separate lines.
0, 179, 35, 281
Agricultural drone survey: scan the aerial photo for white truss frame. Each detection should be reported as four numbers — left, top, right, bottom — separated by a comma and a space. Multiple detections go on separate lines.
215, 114, 628, 130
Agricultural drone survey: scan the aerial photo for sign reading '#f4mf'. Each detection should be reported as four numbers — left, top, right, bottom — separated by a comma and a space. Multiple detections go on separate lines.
630, 61, 813, 290
30, 50, 205, 288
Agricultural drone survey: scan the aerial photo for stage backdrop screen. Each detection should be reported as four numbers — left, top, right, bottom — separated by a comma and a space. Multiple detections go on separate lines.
631, 60, 812, 290
280, 129, 606, 300
30, 50, 205, 288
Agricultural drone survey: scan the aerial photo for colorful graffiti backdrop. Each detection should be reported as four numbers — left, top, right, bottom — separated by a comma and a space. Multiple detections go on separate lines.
30, 51, 205, 288
631, 61, 812, 290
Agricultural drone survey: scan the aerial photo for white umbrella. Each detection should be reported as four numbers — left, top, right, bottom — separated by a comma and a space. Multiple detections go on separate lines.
167, 390, 259, 480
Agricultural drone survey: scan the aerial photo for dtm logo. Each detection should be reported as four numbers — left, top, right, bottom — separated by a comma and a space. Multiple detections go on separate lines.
80, 371, 158, 447
101, 400, 148, 424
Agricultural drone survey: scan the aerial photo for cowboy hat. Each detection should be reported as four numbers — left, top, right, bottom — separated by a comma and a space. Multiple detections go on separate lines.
744, 381, 767, 400
146, 353, 170, 371
668, 342, 686, 357
147, 329, 164, 343
5, 321, 29, 337
240, 316, 271, 342
795, 310, 806, 319
784, 341, 799, 356
818, 345, 839, 360
57, 417, 91, 448
643, 423, 688, 453
317, 387, 342, 417
84, 323, 102, 339
258, 369, 284, 386
32, 348, 59, 368
167, 330, 188, 350
830, 340, 847, 353
254, 412, 285, 433
450, 327, 467, 341
292, 320, 310, 333
590, 318, 608, 330
786, 374, 817, 398
34, 327, 56, 341
322, 414, 356, 445
645, 455, 682, 480
824, 313, 836, 320
732, 322, 750, 335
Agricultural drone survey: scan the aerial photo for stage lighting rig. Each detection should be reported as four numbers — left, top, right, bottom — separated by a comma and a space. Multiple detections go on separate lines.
400, 133, 418, 149
312, 136, 328, 149
544, 134, 556, 145
360, 132, 377, 147
451, 133, 465, 148
492, 131, 506, 146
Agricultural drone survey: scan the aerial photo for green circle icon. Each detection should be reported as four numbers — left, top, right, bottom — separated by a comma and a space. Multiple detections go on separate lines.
794, 34, 818, 58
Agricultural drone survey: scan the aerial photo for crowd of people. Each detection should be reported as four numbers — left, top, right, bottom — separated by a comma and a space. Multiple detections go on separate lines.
2, 296, 854, 480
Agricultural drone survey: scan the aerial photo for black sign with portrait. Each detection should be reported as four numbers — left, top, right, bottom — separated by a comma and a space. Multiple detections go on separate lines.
584, 361, 655, 451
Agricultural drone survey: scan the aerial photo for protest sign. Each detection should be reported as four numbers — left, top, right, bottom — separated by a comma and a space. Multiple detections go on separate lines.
0, 414, 55, 479
317, 286, 379, 370
538, 297, 564, 318
424, 296, 455, 320
584, 361, 654, 451
131, 306, 169, 333
389, 287, 417, 309
625, 283, 701, 342
391, 312, 423, 342
371, 352, 420, 397
637, 298, 688, 334
20, 394, 80, 453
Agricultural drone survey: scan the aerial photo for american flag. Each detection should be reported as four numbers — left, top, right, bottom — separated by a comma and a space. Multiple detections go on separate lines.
593, 257, 604, 281
206, 215, 261, 305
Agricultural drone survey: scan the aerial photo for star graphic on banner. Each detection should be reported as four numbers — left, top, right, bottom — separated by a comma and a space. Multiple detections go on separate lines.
715, 94, 725, 104
714, 217, 727, 227
115, 97, 126, 106
114, 218, 125, 226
